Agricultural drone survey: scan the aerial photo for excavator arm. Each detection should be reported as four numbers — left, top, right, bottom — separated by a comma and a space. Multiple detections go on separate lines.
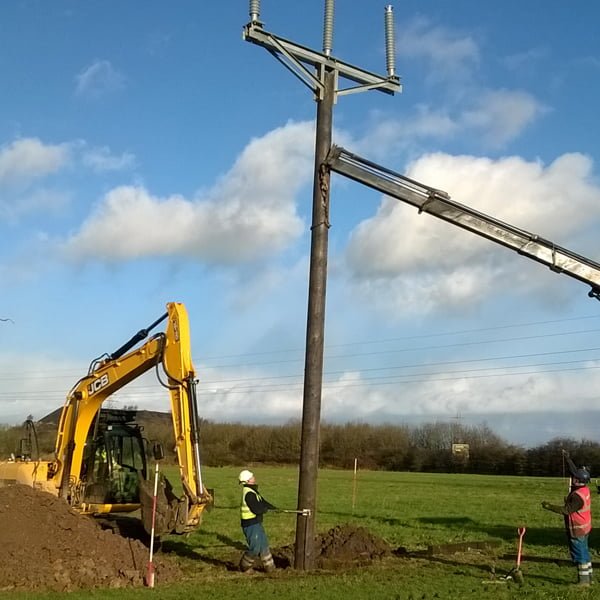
325, 145, 600, 300
55, 314, 167, 501
158, 302, 210, 532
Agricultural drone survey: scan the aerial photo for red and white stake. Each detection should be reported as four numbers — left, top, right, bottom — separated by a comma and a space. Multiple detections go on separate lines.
145, 462, 160, 588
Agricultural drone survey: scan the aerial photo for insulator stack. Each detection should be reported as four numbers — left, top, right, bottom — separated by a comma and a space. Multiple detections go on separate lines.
249, 0, 261, 24
384, 5, 396, 77
323, 0, 335, 56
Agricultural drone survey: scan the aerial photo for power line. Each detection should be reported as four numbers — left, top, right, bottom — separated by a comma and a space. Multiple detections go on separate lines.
3, 320, 596, 381
199, 313, 600, 360
1, 315, 599, 408
2, 357, 599, 400
2, 343, 600, 391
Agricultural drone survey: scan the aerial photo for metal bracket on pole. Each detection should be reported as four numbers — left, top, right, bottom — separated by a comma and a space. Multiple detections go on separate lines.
243, 22, 401, 101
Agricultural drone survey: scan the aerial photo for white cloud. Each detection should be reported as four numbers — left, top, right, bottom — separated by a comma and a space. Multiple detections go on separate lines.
0, 188, 71, 223
1, 349, 597, 447
192, 360, 600, 431
396, 17, 480, 83
502, 46, 548, 71
75, 60, 126, 97
357, 18, 546, 156
345, 151, 600, 315
358, 89, 545, 157
82, 146, 136, 172
61, 121, 315, 264
0, 138, 70, 185
461, 89, 548, 147
317, 361, 600, 425
0, 354, 80, 424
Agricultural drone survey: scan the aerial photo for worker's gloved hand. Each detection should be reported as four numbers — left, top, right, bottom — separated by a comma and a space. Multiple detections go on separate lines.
541, 501, 557, 511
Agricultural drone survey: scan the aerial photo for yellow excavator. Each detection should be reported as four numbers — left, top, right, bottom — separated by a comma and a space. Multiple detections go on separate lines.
0, 302, 212, 535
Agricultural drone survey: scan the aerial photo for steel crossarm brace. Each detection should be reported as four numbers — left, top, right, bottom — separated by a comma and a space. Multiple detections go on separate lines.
243, 23, 401, 99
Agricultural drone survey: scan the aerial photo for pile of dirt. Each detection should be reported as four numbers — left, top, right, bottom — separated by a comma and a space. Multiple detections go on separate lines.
274, 524, 392, 569
0, 484, 183, 592
316, 524, 392, 567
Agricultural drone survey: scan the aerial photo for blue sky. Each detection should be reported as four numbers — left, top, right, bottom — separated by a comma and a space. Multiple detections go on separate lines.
2, 0, 600, 447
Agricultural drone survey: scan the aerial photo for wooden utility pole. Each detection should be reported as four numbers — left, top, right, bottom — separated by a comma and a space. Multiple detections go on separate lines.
243, 1, 401, 570
294, 67, 335, 568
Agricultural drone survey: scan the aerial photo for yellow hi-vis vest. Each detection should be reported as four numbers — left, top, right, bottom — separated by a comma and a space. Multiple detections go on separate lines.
241, 486, 263, 521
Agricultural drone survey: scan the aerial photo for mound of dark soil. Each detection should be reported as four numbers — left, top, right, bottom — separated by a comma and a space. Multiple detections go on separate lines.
274, 523, 392, 569
0, 484, 183, 592
316, 524, 391, 567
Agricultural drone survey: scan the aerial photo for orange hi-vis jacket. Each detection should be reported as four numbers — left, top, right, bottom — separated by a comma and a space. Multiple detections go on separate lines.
568, 486, 592, 537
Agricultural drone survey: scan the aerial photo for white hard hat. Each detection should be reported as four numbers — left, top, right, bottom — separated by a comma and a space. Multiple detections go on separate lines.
238, 469, 254, 483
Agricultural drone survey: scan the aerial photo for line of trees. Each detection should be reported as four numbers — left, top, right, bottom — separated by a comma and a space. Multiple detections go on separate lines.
2, 417, 597, 477
197, 420, 600, 477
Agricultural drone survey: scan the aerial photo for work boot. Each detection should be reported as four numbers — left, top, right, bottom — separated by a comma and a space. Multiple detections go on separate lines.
587, 562, 593, 584
239, 552, 255, 573
577, 564, 592, 586
261, 551, 276, 573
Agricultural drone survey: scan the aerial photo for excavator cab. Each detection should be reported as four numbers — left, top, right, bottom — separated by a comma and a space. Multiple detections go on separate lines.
81, 409, 147, 505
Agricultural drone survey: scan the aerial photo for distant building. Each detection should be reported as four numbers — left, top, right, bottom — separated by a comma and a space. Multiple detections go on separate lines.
452, 443, 470, 459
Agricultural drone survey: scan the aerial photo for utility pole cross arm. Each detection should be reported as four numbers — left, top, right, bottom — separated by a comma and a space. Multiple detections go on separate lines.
243, 23, 401, 98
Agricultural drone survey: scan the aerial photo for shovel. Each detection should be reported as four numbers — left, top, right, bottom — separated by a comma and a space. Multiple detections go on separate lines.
482, 527, 526, 585
507, 527, 526, 583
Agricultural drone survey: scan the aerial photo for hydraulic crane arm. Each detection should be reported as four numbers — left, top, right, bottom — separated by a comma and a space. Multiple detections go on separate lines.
325, 145, 600, 301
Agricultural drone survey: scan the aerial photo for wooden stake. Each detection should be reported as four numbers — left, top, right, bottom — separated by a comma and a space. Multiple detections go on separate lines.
351, 458, 358, 513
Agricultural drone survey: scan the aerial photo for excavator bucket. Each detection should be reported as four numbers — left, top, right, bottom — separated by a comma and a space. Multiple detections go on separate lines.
139, 473, 182, 536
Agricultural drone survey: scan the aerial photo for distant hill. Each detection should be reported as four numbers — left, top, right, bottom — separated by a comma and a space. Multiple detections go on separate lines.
39, 407, 172, 428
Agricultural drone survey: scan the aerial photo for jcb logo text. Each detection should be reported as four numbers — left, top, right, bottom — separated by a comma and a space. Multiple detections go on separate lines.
88, 374, 109, 395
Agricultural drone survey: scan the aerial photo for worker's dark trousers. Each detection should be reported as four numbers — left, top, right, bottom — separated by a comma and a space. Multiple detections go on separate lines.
569, 535, 592, 585
241, 522, 275, 572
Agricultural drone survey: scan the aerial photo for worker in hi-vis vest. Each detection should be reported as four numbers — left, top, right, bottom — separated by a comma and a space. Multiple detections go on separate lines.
238, 469, 277, 573
542, 458, 593, 586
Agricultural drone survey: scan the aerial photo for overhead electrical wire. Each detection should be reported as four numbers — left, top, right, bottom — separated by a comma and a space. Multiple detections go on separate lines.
1, 315, 600, 408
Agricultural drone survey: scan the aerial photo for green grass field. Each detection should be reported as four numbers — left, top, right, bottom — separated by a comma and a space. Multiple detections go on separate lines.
1, 466, 597, 600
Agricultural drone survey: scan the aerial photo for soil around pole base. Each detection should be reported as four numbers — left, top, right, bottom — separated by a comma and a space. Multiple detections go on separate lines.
273, 524, 393, 569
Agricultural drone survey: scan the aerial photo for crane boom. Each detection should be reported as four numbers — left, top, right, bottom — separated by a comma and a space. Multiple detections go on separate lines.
325, 145, 600, 300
